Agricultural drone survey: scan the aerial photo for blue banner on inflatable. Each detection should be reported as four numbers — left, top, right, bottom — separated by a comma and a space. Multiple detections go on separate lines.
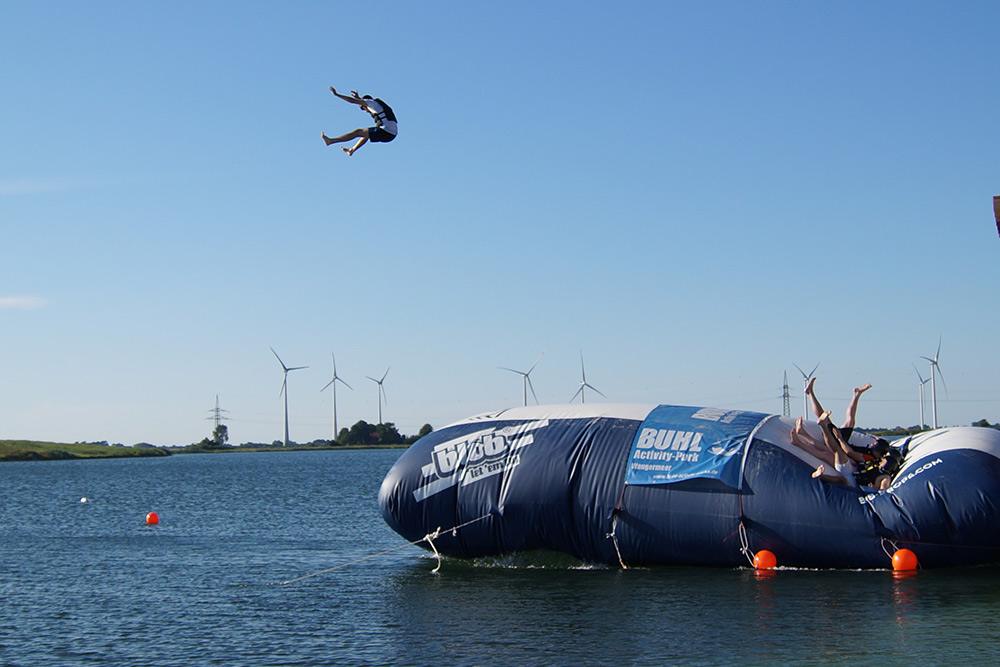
625, 405, 769, 487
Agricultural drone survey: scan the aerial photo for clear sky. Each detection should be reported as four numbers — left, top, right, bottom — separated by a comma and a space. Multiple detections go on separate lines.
3, 1, 999, 446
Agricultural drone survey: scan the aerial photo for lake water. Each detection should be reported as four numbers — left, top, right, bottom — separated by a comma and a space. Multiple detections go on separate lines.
2, 449, 999, 666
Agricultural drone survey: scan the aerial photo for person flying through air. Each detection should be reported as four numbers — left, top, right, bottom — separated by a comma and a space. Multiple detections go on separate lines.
322, 87, 397, 156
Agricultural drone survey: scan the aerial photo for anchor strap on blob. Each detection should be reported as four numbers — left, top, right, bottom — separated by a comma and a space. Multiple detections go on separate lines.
605, 474, 632, 569
733, 415, 779, 565
737, 521, 757, 567
605, 510, 627, 569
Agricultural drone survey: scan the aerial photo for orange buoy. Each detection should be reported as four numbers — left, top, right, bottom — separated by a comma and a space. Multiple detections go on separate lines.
892, 548, 918, 571
753, 549, 777, 569
146, 511, 160, 526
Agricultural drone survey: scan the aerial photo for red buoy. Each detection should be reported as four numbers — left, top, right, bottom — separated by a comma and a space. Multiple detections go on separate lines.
892, 548, 918, 571
146, 511, 160, 526
753, 550, 777, 569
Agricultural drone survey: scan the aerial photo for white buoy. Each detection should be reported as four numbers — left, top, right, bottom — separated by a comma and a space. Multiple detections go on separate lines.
80, 497, 88, 503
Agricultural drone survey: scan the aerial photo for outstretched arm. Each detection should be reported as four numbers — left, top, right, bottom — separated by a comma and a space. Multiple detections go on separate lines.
329, 86, 366, 107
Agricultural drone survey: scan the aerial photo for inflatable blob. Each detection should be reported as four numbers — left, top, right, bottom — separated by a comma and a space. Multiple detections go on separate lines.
379, 404, 1000, 569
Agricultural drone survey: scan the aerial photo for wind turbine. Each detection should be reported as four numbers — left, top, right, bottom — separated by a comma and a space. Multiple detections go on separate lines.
321, 352, 352, 441
793, 362, 819, 420
913, 364, 931, 429
271, 347, 308, 447
366, 367, 389, 424
570, 351, 606, 404
920, 338, 947, 429
499, 351, 544, 406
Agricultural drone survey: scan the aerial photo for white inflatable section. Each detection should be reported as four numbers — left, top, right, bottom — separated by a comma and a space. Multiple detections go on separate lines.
456, 403, 658, 427
898, 427, 1000, 474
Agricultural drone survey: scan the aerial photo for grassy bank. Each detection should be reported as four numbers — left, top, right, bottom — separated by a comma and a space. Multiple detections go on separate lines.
0, 440, 170, 462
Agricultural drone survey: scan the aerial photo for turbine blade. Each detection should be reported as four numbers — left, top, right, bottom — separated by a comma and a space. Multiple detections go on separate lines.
338, 377, 353, 390
936, 364, 949, 396
499, 367, 523, 376
793, 362, 819, 379
527, 351, 545, 375
381, 367, 390, 382
585, 382, 607, 399
570, 386, 583, 403
527, 376, 539, 404
288, 365, 308, 372
321, 379, 334, 392
271, 347, 288, 371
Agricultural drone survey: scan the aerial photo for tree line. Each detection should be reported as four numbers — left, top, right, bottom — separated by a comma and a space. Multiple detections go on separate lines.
187, 420, 433, 451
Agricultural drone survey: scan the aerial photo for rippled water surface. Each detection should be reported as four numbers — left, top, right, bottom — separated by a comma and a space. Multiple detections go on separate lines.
2, 450, 999, 666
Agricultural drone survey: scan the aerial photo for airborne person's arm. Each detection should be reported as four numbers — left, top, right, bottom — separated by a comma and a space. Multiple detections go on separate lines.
329, 86, 366, 107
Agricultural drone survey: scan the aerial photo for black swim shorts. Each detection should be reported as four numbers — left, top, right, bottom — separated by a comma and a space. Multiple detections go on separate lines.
368, 126, 397, 143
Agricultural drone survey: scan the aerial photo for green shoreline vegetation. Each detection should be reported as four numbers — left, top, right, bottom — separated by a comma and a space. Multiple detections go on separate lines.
5, 419, 999, 463
0, 440, 171, 462
0, 419, 433, 462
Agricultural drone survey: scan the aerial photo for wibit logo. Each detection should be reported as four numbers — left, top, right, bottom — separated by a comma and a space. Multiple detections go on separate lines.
413, 420, 548, 502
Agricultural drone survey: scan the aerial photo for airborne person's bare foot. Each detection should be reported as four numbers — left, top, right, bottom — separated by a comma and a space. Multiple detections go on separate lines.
812, 464, 826, 479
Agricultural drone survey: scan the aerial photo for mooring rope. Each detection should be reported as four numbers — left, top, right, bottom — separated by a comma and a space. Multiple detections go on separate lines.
275, 512, 493, 585
879, 537, 900, 562
605, 511, 627, 570
737, 521, 756, 567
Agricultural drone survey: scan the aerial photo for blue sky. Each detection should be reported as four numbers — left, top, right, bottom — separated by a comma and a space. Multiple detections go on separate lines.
3, 1, 999, 446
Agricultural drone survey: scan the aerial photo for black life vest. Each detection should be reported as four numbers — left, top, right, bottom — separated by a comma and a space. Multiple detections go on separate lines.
855, 451, 902, 488
854, 460, 884, 487
368, 98, 396, 126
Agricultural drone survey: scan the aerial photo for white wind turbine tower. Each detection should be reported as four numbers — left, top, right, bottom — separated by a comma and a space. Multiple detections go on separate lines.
570, 351, 606, 404
913, 364, 931, 429
499, 351, 544, 406
271, 347, 308, 447
321, 352, 352, 441
921, 338, 947, 429
366, 367, 389, 424
793, 362, 819, 420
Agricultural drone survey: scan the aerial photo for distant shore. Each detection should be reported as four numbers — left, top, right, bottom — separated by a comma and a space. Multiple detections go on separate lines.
0, 440, 171, 462
0, 440, 406, 462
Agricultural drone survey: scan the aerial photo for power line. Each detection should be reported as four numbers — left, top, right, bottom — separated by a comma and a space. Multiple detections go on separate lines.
206, 394, 230, 429
782, 371, 791, 417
